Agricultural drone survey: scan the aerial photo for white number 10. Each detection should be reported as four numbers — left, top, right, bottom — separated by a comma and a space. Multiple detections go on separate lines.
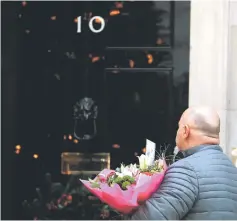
77, 16, 105, 33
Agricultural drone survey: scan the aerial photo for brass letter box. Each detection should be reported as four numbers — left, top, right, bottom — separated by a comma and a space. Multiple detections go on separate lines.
61, 152, 110, 175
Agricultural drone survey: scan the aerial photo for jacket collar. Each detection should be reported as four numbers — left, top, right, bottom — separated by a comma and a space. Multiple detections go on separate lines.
182, 145, 223, 157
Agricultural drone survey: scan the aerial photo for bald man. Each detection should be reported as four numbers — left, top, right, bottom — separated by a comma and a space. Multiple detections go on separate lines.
132, 106, 237, 220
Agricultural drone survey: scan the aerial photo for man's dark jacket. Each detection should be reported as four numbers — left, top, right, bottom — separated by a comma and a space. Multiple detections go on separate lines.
131, 145, 237, 220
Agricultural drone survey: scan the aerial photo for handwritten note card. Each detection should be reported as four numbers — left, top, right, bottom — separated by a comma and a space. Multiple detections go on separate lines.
146, 139, 156, 166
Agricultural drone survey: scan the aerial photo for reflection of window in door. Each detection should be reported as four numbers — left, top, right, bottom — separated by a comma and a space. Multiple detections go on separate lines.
105, 70, 174, 165
105, 1, 172, 47
103, 1, 192, 168
104, 2, 190, 164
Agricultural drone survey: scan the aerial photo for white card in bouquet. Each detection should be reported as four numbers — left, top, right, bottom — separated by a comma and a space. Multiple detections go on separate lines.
146, 139, 156, 166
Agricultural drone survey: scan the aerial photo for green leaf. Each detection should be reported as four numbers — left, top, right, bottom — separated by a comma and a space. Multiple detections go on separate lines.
88, 178, 94, 183
58, 204, 63, 209
88, 178, 100, 188
91, 182, 100, 188
103, 205, 109, 210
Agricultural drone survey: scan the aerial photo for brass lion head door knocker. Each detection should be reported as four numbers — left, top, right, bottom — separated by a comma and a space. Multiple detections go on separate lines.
73, 97, 98, 140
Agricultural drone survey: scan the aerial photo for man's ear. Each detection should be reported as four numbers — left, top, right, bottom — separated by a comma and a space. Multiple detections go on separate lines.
183, 125, 190, 138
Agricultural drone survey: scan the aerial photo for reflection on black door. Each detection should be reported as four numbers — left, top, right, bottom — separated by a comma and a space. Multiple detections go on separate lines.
13, 1, 190, 167
103, 1, 191, 167
106, 70, 174, 166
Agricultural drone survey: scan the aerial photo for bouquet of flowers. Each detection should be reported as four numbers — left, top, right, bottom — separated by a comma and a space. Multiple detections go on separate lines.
80, 140, 167, 214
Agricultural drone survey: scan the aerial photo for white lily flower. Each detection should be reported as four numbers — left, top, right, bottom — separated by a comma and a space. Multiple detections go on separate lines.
129, 164, 139, 176
116, 164, 139, 178
116, 165, 132, 177
122, 169, 133, 177
137, 154, 149, 170
120, 164, 125, 173
158, 159, 165, 168
115, 172, 124, 177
